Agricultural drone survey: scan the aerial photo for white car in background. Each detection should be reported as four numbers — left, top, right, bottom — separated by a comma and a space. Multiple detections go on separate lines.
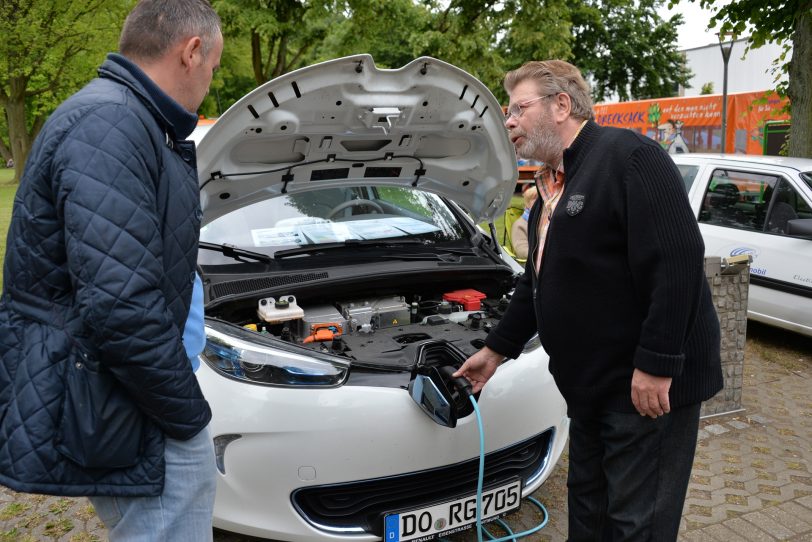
671, 154, 812, 337
192, 55, 568, 541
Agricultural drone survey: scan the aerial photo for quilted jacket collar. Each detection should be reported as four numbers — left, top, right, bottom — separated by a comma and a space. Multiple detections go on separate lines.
100, 53, 199, 140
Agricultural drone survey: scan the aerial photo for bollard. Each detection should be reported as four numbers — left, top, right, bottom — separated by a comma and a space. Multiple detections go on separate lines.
701, 255, 750, 418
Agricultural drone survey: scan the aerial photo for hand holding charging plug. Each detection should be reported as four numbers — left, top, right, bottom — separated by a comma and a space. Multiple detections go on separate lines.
453, 346, 506, 394
438, 365, 473, 397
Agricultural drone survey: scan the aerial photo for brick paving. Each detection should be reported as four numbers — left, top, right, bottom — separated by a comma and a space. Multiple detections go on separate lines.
1, 323, 810, 541
511, 323, 812, 542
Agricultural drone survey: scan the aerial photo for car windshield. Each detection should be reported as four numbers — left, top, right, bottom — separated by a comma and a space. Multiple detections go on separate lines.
802, 172, 812, 191
200, 185, 467, 255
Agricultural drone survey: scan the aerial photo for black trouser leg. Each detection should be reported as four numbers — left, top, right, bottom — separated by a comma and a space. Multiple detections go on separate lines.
567, 403, 701, 542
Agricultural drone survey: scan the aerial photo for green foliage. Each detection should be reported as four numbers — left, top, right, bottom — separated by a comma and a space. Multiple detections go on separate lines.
701, 82, 715, 94
213, 0, 333, 83
0, 177, 18, 291
692, 0, 798, 97
0, 0, 131, 181
570, 0, 691, 101
1, 0, 699, 156
200, 36, 258, 116
0, 0, 130, 116
313, 0, 434, 68
210, 0, 690, 111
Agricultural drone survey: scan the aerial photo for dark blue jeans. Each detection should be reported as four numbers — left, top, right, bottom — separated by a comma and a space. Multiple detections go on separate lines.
567, 403, 701, 541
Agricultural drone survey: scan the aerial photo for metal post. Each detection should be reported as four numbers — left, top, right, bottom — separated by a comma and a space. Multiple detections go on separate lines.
718, 34, 735, 154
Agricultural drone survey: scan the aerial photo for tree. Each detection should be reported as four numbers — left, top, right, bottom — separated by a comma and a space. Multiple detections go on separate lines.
0, 0, 130, 183
568, 0, 691, 102
701, 82, 714, 94
213, 0, 333, 85
688, 0, 811, 157
316, 0, 518, 94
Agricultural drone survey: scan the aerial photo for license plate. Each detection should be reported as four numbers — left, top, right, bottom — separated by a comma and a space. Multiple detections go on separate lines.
383, 478, 522, 542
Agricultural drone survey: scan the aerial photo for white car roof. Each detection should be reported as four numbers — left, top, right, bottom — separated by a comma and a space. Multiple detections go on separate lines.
671, 153, 812, 172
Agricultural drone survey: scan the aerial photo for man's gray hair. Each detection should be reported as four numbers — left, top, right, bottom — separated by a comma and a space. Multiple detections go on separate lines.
119, 0, 221, 61
504, 60, 594, 122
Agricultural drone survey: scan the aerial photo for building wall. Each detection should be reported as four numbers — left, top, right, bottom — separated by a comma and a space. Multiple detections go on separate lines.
680, 38, 788, 97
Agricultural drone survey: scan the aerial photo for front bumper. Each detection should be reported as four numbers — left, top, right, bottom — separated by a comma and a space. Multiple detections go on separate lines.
196, 349, 568, 541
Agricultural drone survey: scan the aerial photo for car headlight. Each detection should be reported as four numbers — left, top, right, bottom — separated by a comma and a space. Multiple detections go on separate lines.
201, 319, 349, 387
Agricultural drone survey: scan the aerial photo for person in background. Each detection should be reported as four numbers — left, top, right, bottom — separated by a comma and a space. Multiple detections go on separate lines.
0, 1, 223, 540
511, 185, 539, 260
455, 60, 722, 541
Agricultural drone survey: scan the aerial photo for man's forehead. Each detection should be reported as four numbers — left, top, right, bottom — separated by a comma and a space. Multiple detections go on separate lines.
509, 80, 541, 101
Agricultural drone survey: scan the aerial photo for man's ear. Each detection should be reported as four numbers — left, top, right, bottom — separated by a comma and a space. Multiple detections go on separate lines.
553, 93, 572, 123
180, 36, 204, 70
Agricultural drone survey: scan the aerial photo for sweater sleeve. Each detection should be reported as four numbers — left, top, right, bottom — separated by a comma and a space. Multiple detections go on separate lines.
624, 143, 707, 378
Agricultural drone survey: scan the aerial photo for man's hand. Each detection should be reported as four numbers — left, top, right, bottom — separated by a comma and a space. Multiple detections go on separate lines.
452, 346, 506, 394
631, 368, 672, 418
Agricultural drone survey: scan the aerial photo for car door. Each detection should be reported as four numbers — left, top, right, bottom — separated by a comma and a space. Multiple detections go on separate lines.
690, 162, 812, 336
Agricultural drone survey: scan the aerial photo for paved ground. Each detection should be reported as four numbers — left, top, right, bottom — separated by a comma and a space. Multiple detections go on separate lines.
1, 321, 810, 541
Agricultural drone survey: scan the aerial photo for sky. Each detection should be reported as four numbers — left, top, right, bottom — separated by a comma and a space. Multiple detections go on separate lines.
657, 1, 735, 51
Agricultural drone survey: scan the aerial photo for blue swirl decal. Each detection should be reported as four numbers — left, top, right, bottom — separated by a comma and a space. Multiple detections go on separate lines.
730, 247, 758, 260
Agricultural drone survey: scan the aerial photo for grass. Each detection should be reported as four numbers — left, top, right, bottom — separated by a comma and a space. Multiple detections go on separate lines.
0, 169, 18, 290
745, 321, 812, 372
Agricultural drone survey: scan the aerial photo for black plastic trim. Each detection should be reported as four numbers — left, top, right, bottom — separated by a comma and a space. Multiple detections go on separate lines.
291, 429, 554, 536
749, 275, 812, 299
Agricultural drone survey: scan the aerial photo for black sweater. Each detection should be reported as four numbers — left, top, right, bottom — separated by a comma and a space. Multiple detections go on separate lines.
486, 121, 723, 419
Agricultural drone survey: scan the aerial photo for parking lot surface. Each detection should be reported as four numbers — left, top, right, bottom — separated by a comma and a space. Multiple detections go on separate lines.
1, 322, 810, 541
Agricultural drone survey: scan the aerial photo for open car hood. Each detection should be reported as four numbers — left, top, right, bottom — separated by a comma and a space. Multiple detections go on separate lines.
196, 55, 517, 225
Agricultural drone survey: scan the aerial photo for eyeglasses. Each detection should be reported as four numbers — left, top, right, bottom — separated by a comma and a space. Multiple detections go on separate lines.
505, 94, 557, 120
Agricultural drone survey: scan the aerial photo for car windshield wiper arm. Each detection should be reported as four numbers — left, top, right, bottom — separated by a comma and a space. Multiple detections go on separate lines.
199, 241, 272, 263
273, 238, 429, 259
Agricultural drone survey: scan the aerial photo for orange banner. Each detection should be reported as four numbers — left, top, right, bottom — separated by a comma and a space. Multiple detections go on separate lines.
593, 91, 789, 155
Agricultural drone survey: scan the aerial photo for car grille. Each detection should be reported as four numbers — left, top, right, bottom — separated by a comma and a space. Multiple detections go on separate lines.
291, 429, 554, 536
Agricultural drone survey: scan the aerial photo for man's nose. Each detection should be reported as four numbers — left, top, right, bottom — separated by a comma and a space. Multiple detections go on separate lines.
504, 115, 517, 130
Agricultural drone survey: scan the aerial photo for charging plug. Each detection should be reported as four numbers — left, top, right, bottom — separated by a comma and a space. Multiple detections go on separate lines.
438, 365, 473, 397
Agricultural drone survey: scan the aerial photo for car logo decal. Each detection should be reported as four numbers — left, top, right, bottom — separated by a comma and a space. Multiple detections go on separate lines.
566, 193, 585, 216
730, 246, 759, 261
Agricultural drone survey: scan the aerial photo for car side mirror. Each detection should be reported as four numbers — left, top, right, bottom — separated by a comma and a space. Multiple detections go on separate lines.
787, 218, 812, 239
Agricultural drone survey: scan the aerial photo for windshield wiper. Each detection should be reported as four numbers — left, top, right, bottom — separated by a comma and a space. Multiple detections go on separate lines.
273, 239, 478, 260
273, 238, 426, 259
199, 241, 272, 263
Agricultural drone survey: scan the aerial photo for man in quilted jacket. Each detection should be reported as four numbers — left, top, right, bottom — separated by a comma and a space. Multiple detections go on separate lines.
0, 1, 223, 540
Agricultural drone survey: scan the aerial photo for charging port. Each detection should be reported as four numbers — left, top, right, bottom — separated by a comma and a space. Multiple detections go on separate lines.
407, 341, 477, 427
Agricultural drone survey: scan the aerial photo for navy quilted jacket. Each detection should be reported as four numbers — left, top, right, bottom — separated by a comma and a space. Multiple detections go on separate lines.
0, 55, 212, 496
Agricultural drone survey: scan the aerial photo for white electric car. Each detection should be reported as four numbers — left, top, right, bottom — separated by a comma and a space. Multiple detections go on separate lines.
192, 55, 568, 541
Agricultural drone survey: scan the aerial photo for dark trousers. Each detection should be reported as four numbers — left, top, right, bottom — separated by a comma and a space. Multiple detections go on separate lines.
566, 403, 701, 542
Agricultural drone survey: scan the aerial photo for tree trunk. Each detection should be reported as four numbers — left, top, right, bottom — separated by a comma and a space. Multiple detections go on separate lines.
787, 7, 811, 158
4, 76, 33, 183
0, 136, 11, 164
